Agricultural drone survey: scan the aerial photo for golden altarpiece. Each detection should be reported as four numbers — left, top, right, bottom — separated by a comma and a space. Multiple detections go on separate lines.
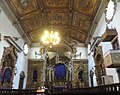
0, 46, 17, 88
93, 46, 106, 85
72, 59, 88, 88
26, 46, 89, 89
26, 59, 44, 88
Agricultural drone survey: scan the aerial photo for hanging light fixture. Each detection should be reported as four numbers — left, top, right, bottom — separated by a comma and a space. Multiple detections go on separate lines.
41, 11, 60, 46
41, 30, 60, 45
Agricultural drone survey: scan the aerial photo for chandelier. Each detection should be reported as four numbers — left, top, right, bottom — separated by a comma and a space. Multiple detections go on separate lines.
41, 30, 60, 45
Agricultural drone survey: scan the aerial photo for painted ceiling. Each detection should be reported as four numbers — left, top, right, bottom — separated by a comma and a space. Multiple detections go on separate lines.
4, 0, 101, 46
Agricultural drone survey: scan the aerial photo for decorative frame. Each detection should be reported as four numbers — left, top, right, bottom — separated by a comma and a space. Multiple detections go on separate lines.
4, 36, 22, 52
105, 0, 117, 24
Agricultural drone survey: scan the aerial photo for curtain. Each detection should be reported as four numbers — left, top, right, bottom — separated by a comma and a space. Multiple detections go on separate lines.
55, 63, 67, 80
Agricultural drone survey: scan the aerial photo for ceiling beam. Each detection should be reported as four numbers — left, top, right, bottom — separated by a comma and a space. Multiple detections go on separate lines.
67, 0, 74, 26
68, 35, 85, 43
38, 0, 49, 25
69, 26, 88, 35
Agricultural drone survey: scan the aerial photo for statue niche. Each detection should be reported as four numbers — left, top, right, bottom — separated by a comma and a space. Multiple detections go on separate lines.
54, 63, 67, 80
32, 69, 38, 84
0, 46, 17, 88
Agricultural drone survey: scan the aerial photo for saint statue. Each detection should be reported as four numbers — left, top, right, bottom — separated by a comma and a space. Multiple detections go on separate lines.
78, 67, 84, 87
90, 68, 94, 87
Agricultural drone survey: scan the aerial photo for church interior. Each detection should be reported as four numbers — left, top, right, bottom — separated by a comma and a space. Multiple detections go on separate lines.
0, 0, 120, 94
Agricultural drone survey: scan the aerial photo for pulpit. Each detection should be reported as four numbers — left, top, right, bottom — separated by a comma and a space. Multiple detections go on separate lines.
102, 28, 117, 42
104, 50, 120, 68
101, 75, 114, 85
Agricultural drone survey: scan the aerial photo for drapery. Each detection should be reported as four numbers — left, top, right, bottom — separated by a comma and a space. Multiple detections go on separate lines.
32, 70, 38, 82
55, 63, 67, 80
2, 68, 11, 83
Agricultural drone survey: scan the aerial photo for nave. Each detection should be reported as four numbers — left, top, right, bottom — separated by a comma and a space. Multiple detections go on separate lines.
1, 0, 120, 94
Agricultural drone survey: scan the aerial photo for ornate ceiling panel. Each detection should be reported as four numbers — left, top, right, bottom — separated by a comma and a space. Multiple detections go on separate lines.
47, 12, 67, 25
74, 0, 101, 17
9, 0, 39, 17
72, 12, 92, 33
67, 29, 87, 43
43, 0, 68, 8
20, 11, 43, 32
5, 0, 101, 45
29, 33, 41, 43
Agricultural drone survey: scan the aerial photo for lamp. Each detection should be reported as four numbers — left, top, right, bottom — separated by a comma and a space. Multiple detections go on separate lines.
41, 30, 60, 45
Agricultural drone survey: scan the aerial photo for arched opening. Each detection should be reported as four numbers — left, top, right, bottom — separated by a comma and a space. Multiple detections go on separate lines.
32, 69, 38, 83
19, 71, 25, 89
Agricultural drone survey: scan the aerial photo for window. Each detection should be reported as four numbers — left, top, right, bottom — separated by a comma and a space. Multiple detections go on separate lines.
105, 0, 117, 24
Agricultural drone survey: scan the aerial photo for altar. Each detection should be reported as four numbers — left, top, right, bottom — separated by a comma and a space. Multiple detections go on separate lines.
53, 86, 65, 92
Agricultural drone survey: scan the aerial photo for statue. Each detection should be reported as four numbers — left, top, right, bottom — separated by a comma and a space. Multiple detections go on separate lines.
73, 47, 77, 58
45, 53, 50, 64
32, 69, 38, 84
90, 68, 94, 87
78, 67, 84, 87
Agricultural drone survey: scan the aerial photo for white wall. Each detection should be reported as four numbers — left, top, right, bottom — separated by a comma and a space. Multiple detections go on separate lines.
0, 9, 28, 89
88, 52, 97, 86
88, 2, 120, 85
29, 46, 88, 60
76, 47, 88, 59
29, 47, 41, 59
112, 2, 120, 47
29, 47, 45, 59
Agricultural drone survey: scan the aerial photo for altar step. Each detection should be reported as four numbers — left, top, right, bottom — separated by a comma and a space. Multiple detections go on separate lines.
53, 86, 65, 93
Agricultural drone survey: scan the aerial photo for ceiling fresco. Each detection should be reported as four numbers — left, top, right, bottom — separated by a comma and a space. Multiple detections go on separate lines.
5, 0, 101, 45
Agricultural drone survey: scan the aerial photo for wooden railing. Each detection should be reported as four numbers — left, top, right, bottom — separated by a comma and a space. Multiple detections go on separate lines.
0, 83, 120, 94
91, 83, 120, 92
63, 83, 120, 93
58, 83, 120, 95
0, 89, 48, 95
